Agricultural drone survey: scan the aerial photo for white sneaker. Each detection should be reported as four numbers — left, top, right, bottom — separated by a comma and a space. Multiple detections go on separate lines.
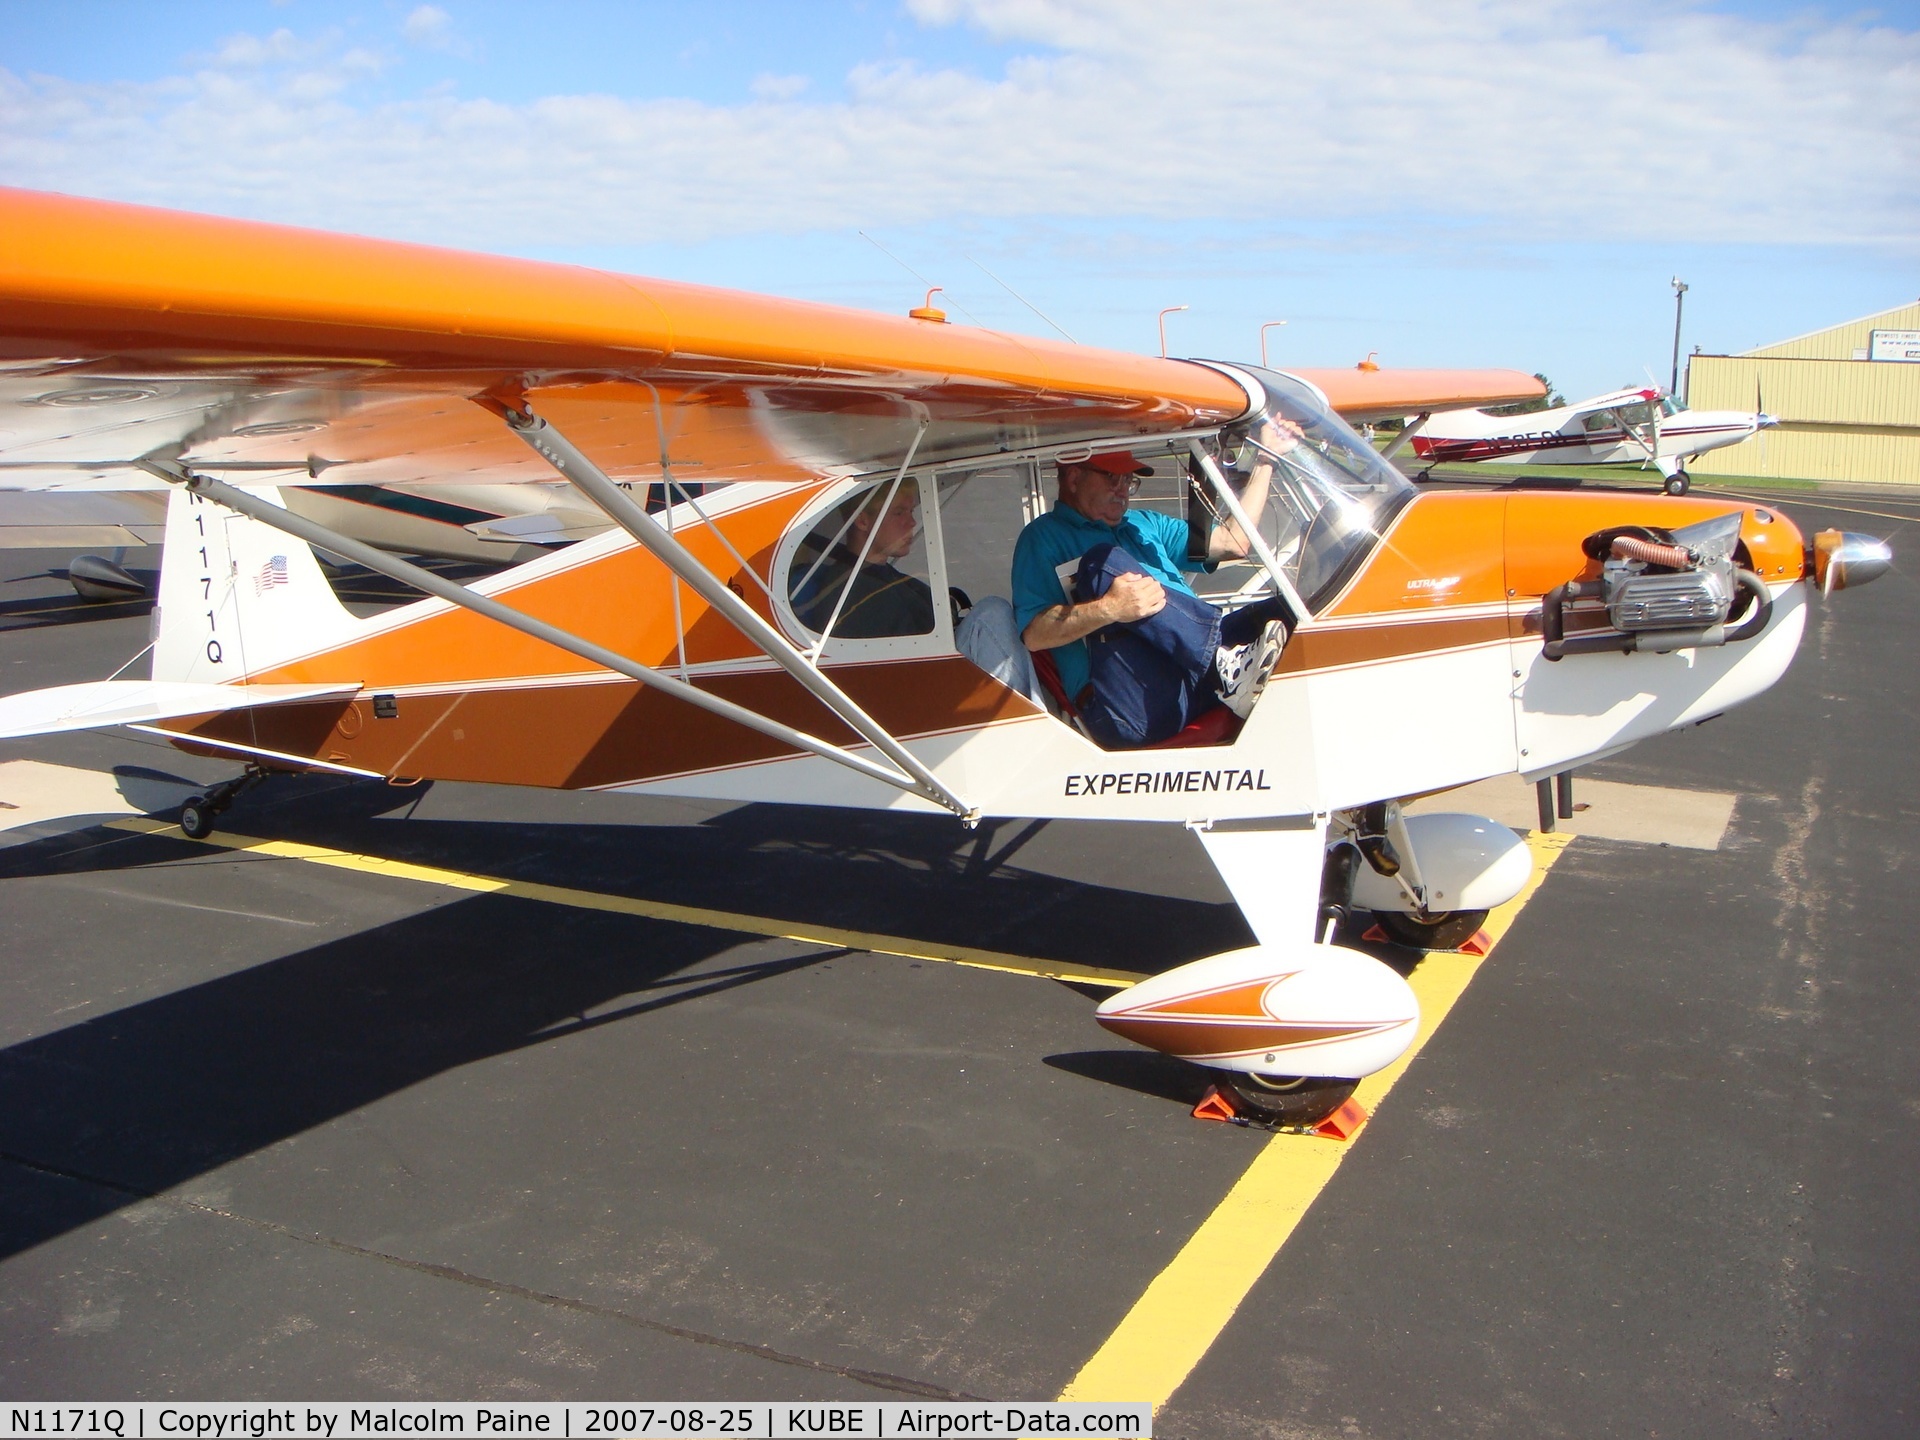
1216, 620, 1286, 718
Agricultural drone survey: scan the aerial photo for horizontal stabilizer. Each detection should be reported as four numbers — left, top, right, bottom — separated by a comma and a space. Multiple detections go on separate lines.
0, 680, 360, 740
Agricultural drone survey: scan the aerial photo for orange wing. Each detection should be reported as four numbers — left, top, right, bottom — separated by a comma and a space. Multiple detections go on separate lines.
0, 187, 1249, 491
1290, 366, 1546, 423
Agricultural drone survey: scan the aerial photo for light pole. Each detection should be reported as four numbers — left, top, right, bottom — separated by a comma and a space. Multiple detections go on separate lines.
1259, 320, 1287, 367
1669, 277, 1688, 397
1157, 305, 1188, 358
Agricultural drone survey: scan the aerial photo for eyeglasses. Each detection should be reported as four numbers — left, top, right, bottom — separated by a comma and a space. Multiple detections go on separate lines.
1081, 470, 1143, 494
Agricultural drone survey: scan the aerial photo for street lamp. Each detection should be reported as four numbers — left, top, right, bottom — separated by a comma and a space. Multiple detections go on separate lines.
1669, 277, 1688, 397
1259, 320, 1287, 367
1157, 305, 1188, 359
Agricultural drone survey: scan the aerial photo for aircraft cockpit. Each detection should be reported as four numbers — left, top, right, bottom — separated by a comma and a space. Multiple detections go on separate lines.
1218, 365, 1418, 612
769, 364, 1416, 749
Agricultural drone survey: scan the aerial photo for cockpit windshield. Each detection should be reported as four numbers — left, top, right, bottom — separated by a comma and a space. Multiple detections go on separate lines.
1216, 366, 1417, 613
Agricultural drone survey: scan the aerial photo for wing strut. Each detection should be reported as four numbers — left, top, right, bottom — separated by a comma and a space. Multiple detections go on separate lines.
143, 463, 974, 819
494, 404, 972, 820
1188, 441, 1314, 624
1379, 411, 1431, 461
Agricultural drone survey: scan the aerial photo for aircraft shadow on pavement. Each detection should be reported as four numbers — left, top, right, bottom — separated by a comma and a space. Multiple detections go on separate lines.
0, 875, 840, 1262
0, 781, 1254, 1261
224, 778, 1253, 976
1042, 1049, 1214, 1109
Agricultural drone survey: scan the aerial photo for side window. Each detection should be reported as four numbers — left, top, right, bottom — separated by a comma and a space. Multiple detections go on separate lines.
1582, 411, 1618, 434
783, 478, 937, 643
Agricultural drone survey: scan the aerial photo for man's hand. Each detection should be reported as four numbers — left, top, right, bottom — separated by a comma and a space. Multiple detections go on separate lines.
1257, 416, 1305, 456
1022, 570, 1167, 651
1097, 570, 1166, 624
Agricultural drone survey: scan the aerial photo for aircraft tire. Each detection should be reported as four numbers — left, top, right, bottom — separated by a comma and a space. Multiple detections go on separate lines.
1222, 1073, 1358, 1127
179, 797, 215, 841
1664, 472, 1691, 496
1374, 908, 1490, 951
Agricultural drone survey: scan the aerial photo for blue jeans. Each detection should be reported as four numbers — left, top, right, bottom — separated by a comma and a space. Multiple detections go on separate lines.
1072, 544, 1287, 748
955, 595, 1047, 708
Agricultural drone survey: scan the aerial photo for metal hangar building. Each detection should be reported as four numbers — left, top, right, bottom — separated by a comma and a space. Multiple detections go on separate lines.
1686, 300, 1920, 486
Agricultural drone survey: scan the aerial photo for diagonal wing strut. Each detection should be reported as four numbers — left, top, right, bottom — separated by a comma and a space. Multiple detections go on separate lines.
1379, 411, 1431, 461
495, 402, 973, 820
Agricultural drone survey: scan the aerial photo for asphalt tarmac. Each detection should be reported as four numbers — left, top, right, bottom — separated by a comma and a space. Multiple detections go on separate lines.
1, 485, 1916, 1437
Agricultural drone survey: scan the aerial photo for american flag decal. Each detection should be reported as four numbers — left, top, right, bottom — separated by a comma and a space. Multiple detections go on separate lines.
254, 555, 290, 594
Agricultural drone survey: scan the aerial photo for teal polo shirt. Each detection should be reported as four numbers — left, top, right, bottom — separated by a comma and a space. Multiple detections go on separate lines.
1011, 504, 1209, 700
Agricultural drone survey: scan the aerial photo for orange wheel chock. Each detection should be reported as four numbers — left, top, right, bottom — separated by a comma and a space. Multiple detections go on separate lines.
1191, 1085, 1241, 1123
1456, 928, 1494, 957
1313, 1097, 1371, 1141
1360, 923, 1390, 943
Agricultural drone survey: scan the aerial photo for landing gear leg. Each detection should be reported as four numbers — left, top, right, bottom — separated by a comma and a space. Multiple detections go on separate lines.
178, 765, 271, 840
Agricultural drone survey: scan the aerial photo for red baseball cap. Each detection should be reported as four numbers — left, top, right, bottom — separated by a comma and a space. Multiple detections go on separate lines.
1060, 449, 1151, 477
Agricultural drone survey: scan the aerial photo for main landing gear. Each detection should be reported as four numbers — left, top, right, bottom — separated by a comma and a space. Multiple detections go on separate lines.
178, 765, 271, 840
1371, 907, 1492, 952
1220, 1073, 1358, 1126
1663, 470, 1691, 496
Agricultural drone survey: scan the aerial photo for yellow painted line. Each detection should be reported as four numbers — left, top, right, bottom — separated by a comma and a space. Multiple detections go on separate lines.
1058, 830, 1573, 1411
103, 815, 1146, 990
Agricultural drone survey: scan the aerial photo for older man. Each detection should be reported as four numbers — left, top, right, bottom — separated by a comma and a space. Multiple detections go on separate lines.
1013, 423, 1296, 747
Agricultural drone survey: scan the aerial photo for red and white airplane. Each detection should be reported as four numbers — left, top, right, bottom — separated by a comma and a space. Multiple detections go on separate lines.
0, 189, 1888, 1127
1404, 386, 1775, 495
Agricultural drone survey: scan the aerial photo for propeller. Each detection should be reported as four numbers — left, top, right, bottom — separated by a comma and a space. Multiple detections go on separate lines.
1754, 374, 1773, 474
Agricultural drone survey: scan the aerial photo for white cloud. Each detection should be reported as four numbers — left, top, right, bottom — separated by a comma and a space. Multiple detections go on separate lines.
399, 5, 476, 60
401, 5, 455, 50
1, 0, 1913, 251
750, 73, 812, 102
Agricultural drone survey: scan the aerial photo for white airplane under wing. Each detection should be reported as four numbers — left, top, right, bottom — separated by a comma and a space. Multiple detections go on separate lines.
0, 488, 169, 548
1407, 386, 1776, 494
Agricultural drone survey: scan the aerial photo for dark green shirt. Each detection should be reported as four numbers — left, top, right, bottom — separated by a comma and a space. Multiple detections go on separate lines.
790, 545, 934, 639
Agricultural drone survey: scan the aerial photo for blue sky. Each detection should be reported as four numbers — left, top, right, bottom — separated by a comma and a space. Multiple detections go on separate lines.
4, 1, 1917, 400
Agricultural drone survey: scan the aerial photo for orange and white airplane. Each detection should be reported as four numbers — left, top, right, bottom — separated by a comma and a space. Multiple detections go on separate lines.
0, 189, 1890, 1126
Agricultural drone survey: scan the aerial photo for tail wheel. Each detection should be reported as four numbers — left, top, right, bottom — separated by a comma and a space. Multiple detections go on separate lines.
1222, 1073, 1357, 1126
1374, 908, 1490, 951
178, 797, 215, 841
1663, 471, 1691, 496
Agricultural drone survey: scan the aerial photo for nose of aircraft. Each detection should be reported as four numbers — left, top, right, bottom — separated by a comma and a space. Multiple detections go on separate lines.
1812, 530, 1893, 594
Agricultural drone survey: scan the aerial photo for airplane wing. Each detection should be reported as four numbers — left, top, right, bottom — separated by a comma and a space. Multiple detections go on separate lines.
1287, 367, 1547, 424
1, 187, 1555, 495
1556, 387, 1659, 420
0, 187, 1255, 498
